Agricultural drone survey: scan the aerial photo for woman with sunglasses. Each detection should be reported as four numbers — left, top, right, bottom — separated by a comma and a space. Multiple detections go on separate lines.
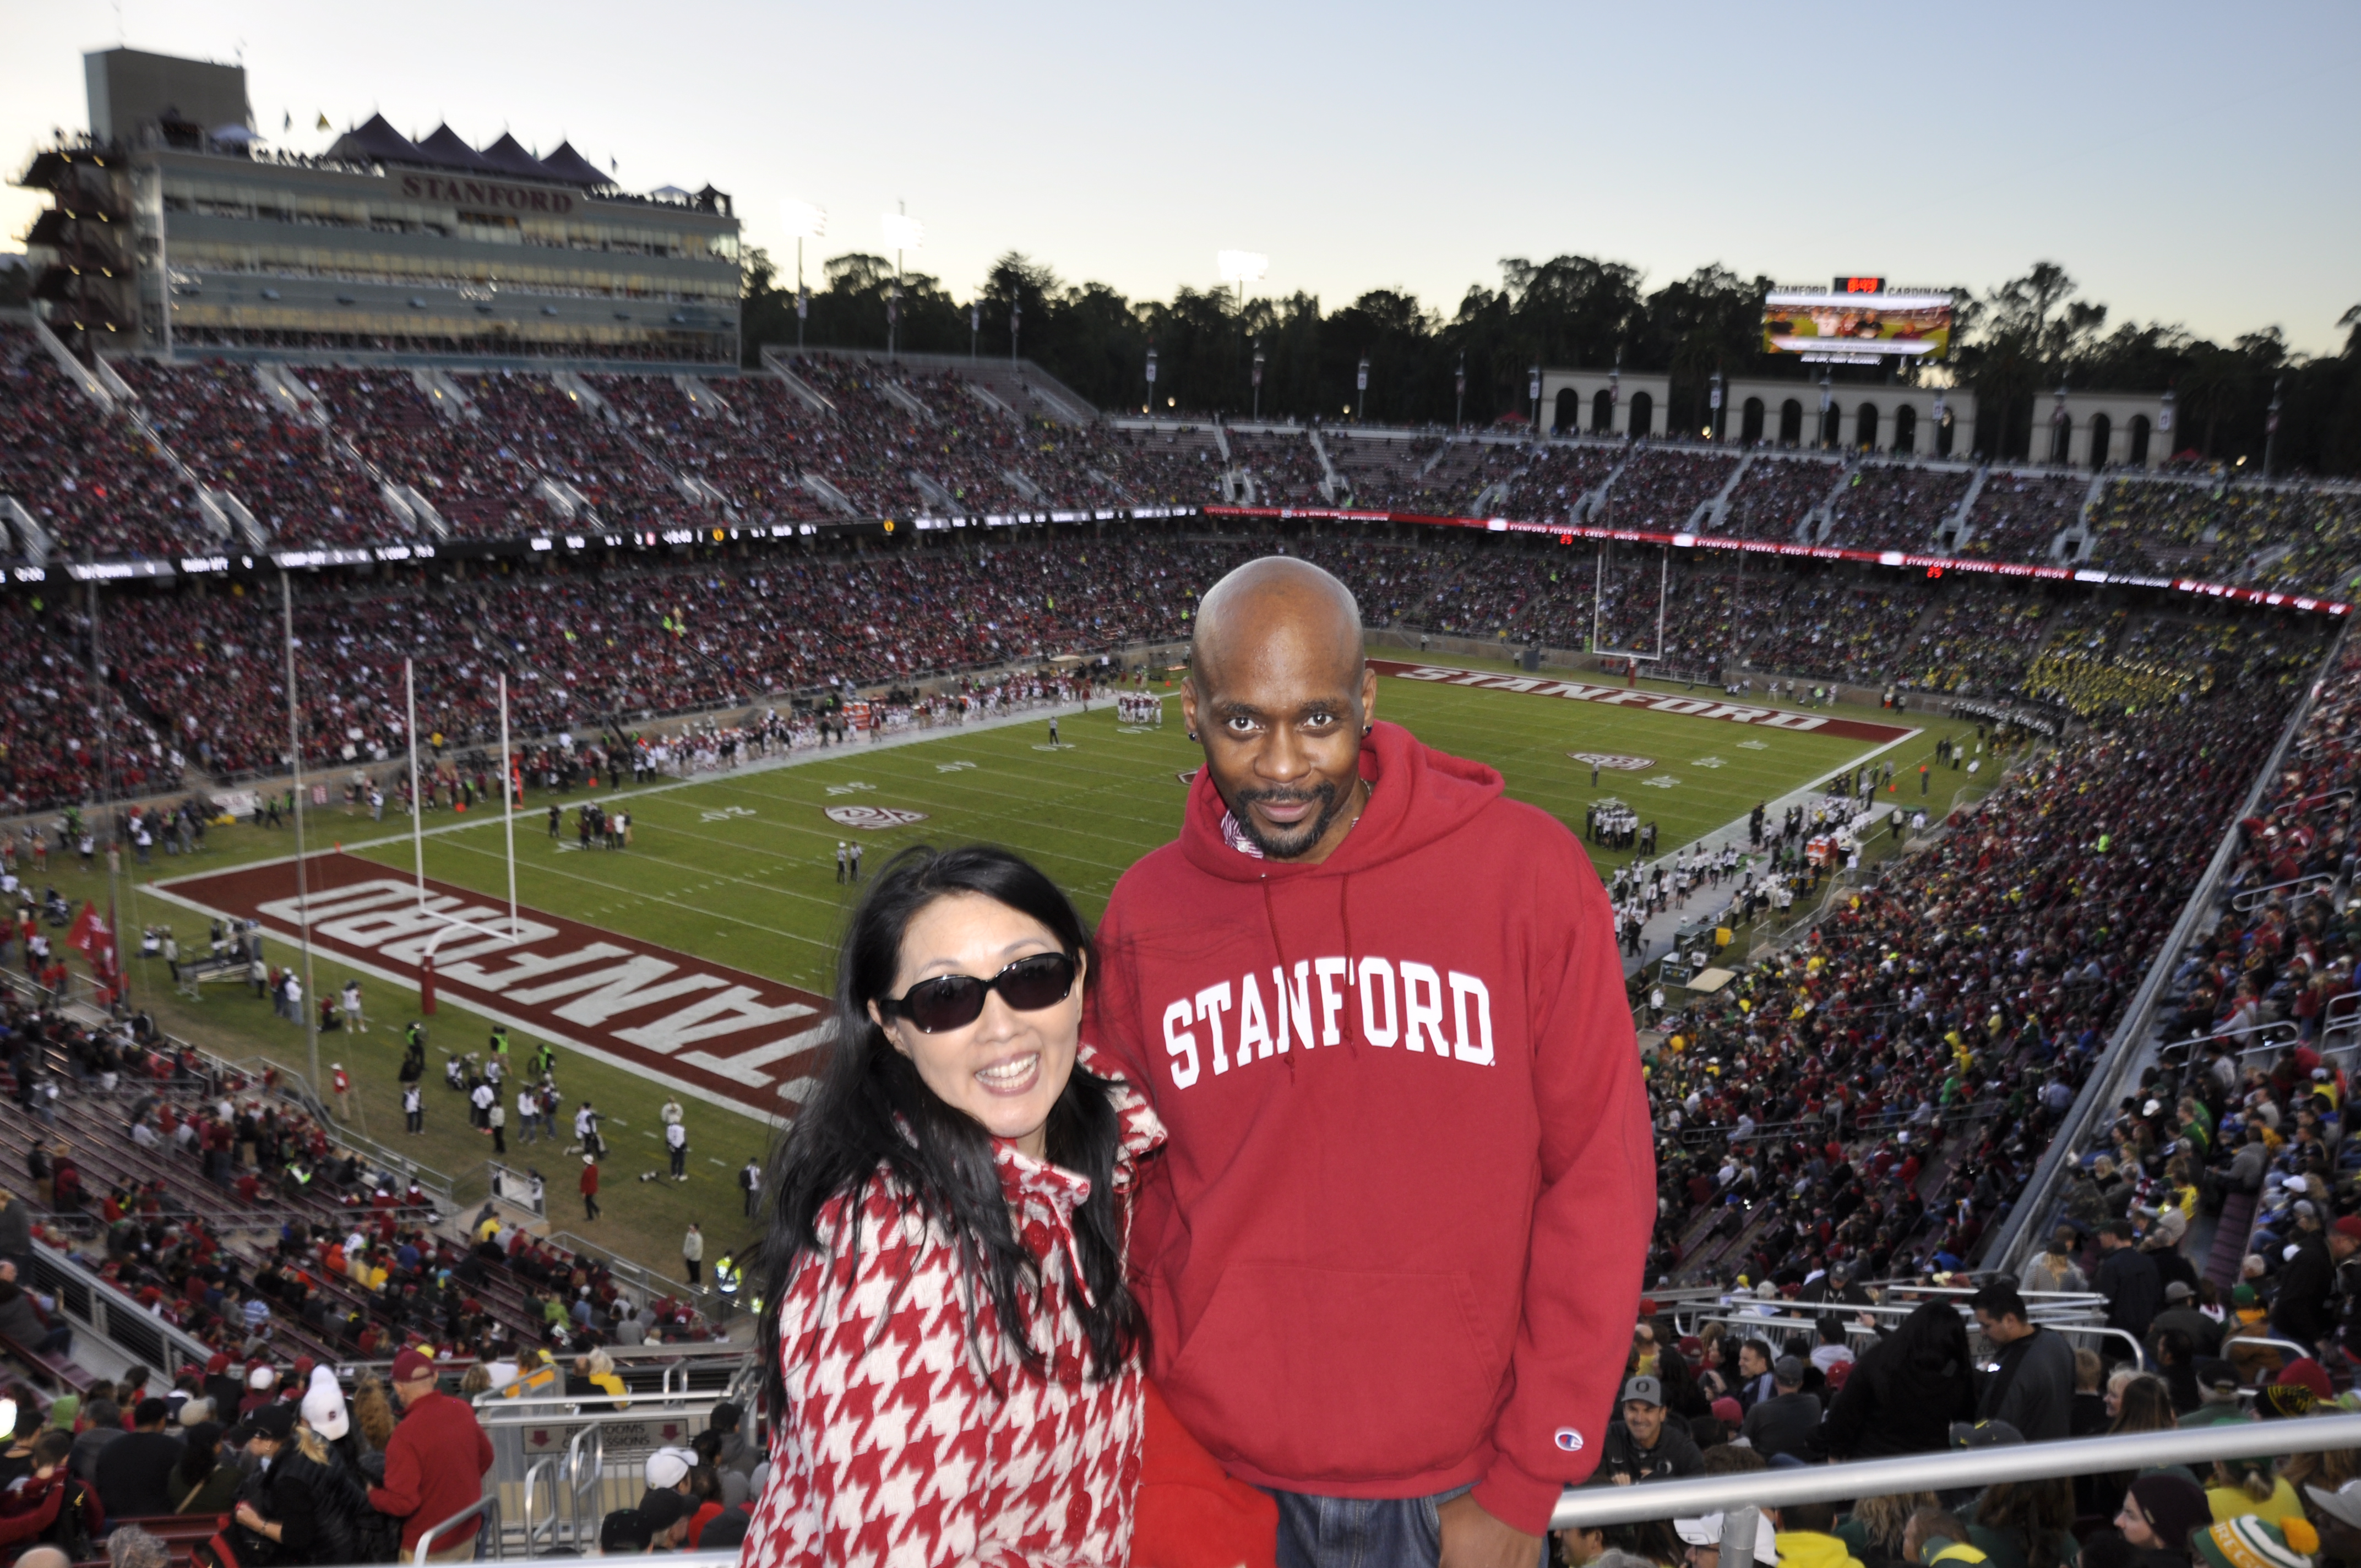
742, 843, 1160, 1568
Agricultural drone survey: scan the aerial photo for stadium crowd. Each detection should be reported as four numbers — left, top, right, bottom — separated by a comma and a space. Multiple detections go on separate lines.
10, 340, 2361, 607
1645, 660, 2307, 1295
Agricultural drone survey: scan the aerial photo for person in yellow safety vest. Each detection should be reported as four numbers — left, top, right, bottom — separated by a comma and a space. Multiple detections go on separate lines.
713, 1253, 740, 1297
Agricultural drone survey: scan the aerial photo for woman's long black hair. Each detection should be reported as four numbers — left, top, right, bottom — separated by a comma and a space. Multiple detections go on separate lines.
755, 843, 1145, 1415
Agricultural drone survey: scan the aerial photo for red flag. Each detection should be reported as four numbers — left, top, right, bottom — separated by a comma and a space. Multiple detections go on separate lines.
64, 901, 120, 1004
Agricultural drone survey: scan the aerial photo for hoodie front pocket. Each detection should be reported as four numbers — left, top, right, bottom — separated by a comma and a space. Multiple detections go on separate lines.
1164, 1262, 1497, 1483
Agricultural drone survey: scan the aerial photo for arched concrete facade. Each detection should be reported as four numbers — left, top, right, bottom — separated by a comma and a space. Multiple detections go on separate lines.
1536, 368, 1673, 437
1721, 378, 1975, 457
2028, 390, 2176, 471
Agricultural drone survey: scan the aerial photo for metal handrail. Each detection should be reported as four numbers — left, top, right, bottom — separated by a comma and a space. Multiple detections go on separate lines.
2231, 872, 2338, 913
565, 1425, 605, 1554
473, 1387, 719, 1411
1551, 1409, 2361, 1529
2155, 1018, 2300, 1064
411, 1493, 499, 1565
520, 1458, 558, 1559
1691, 1310, 2145, 1365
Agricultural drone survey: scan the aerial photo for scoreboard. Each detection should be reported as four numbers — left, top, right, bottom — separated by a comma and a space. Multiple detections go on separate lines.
1762, 281, 1953, 363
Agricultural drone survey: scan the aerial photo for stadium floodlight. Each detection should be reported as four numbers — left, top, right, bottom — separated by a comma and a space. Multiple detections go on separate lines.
1218, 249, 1267, 320
782, 200, 828, 240
783, 201, 826, 350
882, 208, 923, 358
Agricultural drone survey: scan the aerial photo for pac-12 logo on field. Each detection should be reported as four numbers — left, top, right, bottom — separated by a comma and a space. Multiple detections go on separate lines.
824, 805, 929, 830
1569, 753, 1653, 771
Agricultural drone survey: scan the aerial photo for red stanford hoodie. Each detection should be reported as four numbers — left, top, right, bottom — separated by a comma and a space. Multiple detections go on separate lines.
1086, 720, 1653, 1536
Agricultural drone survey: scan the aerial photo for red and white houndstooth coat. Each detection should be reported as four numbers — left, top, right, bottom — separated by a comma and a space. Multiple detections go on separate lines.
743, 1072, 1166, 1567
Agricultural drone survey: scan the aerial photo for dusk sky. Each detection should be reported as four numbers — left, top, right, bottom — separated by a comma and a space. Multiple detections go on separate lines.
4, 0, 2354, 353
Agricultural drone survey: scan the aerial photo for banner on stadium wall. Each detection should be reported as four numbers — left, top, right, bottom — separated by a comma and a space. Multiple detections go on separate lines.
1201, 506, 2354, 618
150, 854, 831, 1121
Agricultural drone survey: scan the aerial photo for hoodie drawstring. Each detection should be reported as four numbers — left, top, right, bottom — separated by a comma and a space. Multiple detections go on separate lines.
1260, 880, 1299, 1081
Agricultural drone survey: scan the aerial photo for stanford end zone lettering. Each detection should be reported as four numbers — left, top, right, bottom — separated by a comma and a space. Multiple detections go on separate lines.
398, 174, 578, 215
1370, 660, 1914, 744
1161, 957, 1493, 1089
153, 856, 829, 1118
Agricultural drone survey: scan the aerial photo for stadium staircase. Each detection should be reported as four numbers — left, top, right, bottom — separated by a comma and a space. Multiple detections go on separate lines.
1572, 444, 1634, 524
757, 352, 835, 415
1696, 451, 1754, 533
29, 314, 111, 407
1802, 455, 1864, 544
1941, 465, 1990, 552
2048, 472, 2110, 562
1308, 428, 1345, 504
873, 377, 936, 424
2, 498, 52, 567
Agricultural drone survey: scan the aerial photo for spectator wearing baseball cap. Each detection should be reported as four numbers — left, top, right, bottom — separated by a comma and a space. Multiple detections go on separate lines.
1739, 1357, 1821, 1464
2178, 1360, 2248, 1428
2151, 1280, 2225, 1364
2300, 1477, 2361, 1565
365, 1349, 492, 1561
1597, 1375, 1702, 1484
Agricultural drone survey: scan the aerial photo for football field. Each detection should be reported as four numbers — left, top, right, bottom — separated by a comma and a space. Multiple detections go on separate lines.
123, 666, 1988, 1270
335, 674, 1932, 987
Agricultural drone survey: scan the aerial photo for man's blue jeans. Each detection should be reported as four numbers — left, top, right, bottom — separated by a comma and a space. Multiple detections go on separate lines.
1268, 1484, 1548, 1568
1268, 1486, 1464, 1568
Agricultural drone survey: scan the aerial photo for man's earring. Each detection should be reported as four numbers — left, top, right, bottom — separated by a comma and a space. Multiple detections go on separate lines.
1362, 725, 1373, 736
1187, 730, 1198, 742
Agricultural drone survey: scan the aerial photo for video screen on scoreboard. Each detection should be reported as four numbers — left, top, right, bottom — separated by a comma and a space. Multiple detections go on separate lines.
1761, 288, 1953, 363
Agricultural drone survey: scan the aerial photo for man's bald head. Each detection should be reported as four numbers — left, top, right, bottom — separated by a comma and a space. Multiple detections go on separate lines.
1183, 557, 1377, 863
1192, 557, 1363, 682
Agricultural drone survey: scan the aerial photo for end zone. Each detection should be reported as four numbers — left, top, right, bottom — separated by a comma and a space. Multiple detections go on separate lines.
149, 854, 830, 1126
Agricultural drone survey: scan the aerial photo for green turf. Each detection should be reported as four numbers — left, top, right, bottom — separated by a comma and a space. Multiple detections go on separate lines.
102, 676, 1994, 1277
366, 684, 1959, 986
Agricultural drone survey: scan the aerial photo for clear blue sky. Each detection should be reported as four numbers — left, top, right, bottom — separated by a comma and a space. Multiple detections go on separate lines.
4, 0, 2354, 353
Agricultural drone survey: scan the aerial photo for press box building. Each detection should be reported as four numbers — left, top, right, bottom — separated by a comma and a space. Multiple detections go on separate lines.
21, 48, 742, 371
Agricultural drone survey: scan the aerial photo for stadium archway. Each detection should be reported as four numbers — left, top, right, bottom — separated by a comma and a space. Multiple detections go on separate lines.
1535, 368, 1673, 439
2038, 391, 2172, 469
1724, 380, 1977, 459
1742, 398, 1765, 445
1628, 391, 1653, 438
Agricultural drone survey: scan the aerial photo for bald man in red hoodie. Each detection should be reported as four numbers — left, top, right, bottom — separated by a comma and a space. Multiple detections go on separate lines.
1087, 556, 1653, 1568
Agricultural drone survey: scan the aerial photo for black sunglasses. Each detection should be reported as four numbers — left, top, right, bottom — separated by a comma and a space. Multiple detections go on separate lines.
879, 951, 1078, 1034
